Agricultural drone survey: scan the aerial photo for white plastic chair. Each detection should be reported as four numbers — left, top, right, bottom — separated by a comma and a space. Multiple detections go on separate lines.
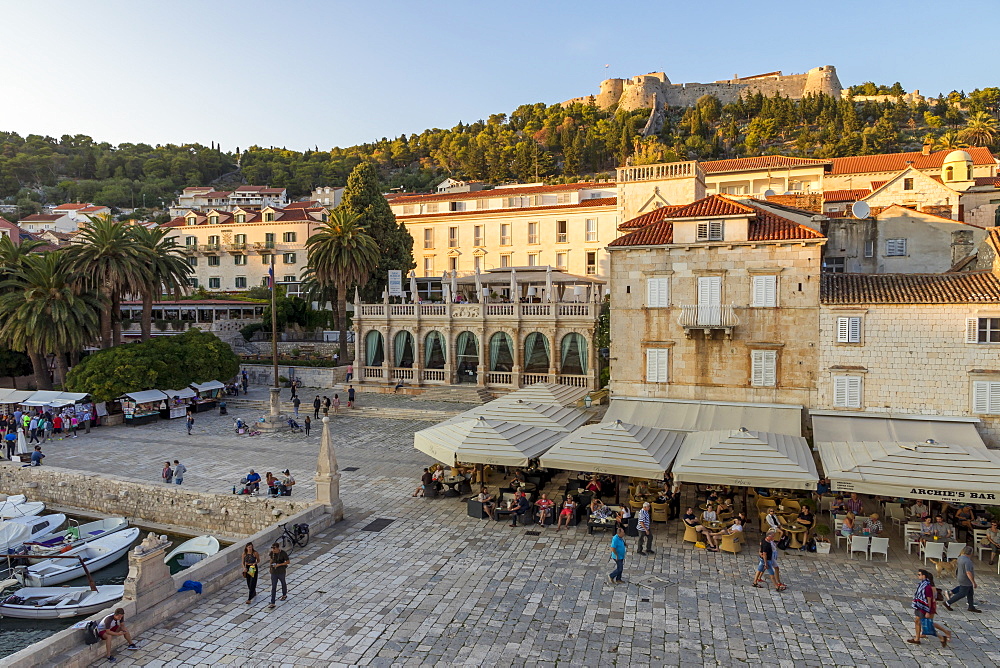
888, 507, 907, 533
833, 519, 850, 550
850, 536, 870, 559
819, 496, 833, 514
945, 542, 966, 560
922, 541, 946, 565
905, 525, 923, 555
869, 537, 890, 562
975, 530, 994, 562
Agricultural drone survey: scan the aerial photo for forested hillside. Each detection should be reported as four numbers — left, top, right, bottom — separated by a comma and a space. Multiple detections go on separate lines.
2, 84, 998, 220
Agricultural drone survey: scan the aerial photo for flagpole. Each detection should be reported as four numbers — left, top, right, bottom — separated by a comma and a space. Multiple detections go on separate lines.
270, 253, 278, 389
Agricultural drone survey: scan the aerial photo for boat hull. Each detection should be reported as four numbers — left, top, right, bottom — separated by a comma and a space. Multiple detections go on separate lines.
0, 585, 125, 619
16, 528, 139, 587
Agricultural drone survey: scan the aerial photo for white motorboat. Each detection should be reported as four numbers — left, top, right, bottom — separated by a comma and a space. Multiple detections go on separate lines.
15, 527, 139, 587
0, 495, 26, 505
0, 585, 125, 619
164, 535, 220, 568
6, 514, 65, 548
0, 522, 32, 553
0, 500, 44, 519
26, 517, 129, 560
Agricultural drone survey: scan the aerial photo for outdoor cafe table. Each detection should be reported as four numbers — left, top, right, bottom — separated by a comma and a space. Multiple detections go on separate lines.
701, 520, 726, 533
588, 516, 617, 535
441, 476, 468, 497
785, 523, 808, 549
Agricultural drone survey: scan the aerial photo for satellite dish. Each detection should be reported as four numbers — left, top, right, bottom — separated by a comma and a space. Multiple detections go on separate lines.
851, 201, 871, 219
763, 189, 776, 199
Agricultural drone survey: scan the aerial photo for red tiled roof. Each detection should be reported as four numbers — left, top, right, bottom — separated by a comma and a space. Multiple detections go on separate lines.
975, 176, 1000, 187
52, 203, 90, 210
284, 201, 319, 209
202, 191, 233, 198
78, 205, 108, 212
823, 189, 872, 203
392, 182, 614, 205
699, 155, 831, 174
20, 214, 64, 222
829, 147, 996, 175
619, 205, 686, 230
822, 272, 1000, 304
667, 194, 755, 218
869, 181, 888, 190
397, 197, 616, 220
234, 186, 285, 194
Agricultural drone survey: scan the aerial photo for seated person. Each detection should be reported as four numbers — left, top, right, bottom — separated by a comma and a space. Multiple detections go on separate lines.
265, 472, 280, 496
927, 515, 954, 542
910, 499, 930, 520
841, 512, 857, 537
509, 491, 531, 527
797, 506, 816, 544
476, 487, 495, 520
862, 513, 883, 537
717, 498, 735, 516
534, 493, 555, 526
635, 481, 650, 498
954, 505, 976, 537
815, 477, 831, 496
830, 495, 847, 514
764, 507, 782, 532
510, 469, 527, 489
431, 467, 444, 492
681, 507, 699, 529
616, 504, 632, 532
235, 418, 245, 432
413, 468, 432, 497
590, 499, 612, 520
701, 504, 718, 523
585, 477, 602, 495
704, 517, 744, 551
556, 496, 576, 531
983, 521, 1000, 566
279, 469, 295, 496
654, 490, 669, 504
243, 469, 261, 494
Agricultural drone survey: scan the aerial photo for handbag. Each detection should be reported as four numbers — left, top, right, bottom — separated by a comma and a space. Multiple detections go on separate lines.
777, 534, 791, 550
920, 617, 937, 636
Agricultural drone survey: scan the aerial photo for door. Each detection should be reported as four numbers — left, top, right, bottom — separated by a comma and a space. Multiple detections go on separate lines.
697, 276, 722, 326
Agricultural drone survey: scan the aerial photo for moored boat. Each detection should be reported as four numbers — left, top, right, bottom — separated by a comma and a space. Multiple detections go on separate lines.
164, 535, 220, 568
25, 517, 129, 561
15, 527, 139, 587
0, 585, 125, 619
0, 500, 44, 519
6, 514, 65, 548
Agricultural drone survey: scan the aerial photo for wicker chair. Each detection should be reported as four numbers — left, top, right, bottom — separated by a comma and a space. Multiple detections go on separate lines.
720, 532, 744, 554
651, 503, 668, 522
683, 524, 701, 543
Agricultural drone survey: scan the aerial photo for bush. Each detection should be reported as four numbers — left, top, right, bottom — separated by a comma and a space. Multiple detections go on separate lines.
240, 322, 265, 342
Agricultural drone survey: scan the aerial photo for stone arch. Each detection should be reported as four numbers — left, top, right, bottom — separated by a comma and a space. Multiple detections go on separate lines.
523, 332, 551, 373
364, 330, 384, 367
488, 332, 514, 372
424, 330, 446, 369
455, 331, 480, 382
393, 330, 414, 368
560, 333, 588, 375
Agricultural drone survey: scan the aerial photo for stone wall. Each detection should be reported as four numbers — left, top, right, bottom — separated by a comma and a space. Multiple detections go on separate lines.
817, 303, 1000, 447
241, 363, 348, 388
0, 463, 314, 535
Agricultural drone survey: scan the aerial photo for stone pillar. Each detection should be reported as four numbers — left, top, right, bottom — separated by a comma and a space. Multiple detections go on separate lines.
258, 387, 286, 432
413, 330, 424, 387
476, 328, 487, 388
124, 533, 174, 613
269, 387, 281, 418
315, 417, 344, 521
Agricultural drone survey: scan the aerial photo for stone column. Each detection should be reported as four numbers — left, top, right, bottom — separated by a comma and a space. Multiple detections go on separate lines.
315, 417, 344, 521
258, 387, 286, 432
413, 330, 424, 387
382, 327, 392, 387
124, 533, 174, 613
476, 328, 487, 387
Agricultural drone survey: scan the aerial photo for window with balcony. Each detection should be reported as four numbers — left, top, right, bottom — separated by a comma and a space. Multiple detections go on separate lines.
234, 234, 246, 245
207, 235, 220, 246
185, 236, 197, 246
234, 255, 247, 266
556, 252, 567, 270
424, 228, 433, 249
646, 349, 669, 383
750, 350, 777, 387
586, 218, 598, 242
527, 222, 538, 245
973, 381, 1000, 414
208, 277, 220, 289
474, 225, 484, 246
751, 275, 777, 307
585, 252, 597, 275
423, 257, 433, 276
500, 224, 511, 246
646, 277, 670, 307
556, 220, 568, 243
837, 316, 862, 343
208, 256, 220, 267
885, 238, 908, 256
283, 253, 296, 264
264, 233, 275, 247
527, 252, 539, 267
967, 317, 1000, 343
448, 227, 458, 248
696, 220, 724, 241
500, 254, 511, 268
235, 276, 247, 289
833, 375, 863, 408
283, 232, 296, 243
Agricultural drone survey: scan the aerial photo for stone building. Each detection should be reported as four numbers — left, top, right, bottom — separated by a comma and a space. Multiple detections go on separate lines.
817, 265, 1000, 447
606, 195, 826, 412
700, 155, 830, 197
169, 186, 288, 216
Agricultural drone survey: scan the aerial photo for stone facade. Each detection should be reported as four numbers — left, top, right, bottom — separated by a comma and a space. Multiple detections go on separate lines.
616, 162, 705, 224
817, 302, 1000, 446
240, 363, 348, 388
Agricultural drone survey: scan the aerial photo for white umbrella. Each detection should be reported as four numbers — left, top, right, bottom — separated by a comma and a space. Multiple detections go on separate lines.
16, 428, 27, 455
509, 267, 518, 301
545, 265, 553, 303
450, 270, 457, 300
409, 271, 419, 303
443, 282, 452, 304
474, 266, 484, 303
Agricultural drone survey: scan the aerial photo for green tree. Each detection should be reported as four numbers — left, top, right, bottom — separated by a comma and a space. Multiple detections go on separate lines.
338, 162, 414, 301
305, 209, 380, 361
959, 111, 999, 147
129, 225, 193, 341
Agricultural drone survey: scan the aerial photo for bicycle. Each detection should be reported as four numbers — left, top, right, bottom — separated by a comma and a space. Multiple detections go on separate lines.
277, 522, 310, 552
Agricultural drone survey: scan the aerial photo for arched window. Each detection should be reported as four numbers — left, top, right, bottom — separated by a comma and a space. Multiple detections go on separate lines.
424, 331, 446, 369
393, 331, 414, 368
560, 333, 588, 375
524, 332, 551, 373
967, 165, 974, 180
364, 331, 384, 367
946, 166, 954, 181
455, 331, 479, 381
489, 332, 514, 372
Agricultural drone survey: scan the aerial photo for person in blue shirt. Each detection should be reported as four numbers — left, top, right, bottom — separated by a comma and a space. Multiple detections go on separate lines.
30, 445, 44, 466
509, 491, 531, 527
244, 469, 261, 494
609, 527, 627, 584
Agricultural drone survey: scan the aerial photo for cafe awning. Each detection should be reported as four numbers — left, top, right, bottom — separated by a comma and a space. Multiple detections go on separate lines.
673, 428, 818, 490
414, 416, 564, 467
540, 419, 685, 478
122, 390, 168, 404
813, 413, 1000, 502
0, 391, 34, 405
54, 392, 89, 403
456, 400, 590, 432
190, 380, 225, 392
496, 383, 589, 408
605, 398, 803, 436
21, 390, 65, 406
162, 388, 196, 400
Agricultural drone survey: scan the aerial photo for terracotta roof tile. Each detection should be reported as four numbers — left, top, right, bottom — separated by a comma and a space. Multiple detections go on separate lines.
397, 197, 616, 220
667, 194, 755, 218
52, 203, 90, 210
829, 147, 996, 175
392, 182, 614, 205
975, 176, 1000, 187
823, 189, 872, 203
821, 272, 1000, 304
619, 205, 686, 230
77, 205, 108, 212
284, 201, 319, 209
699, 155, 831, 174
20, 214, 64, 222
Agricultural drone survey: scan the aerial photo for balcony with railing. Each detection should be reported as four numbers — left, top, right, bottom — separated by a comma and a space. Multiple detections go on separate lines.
199, 244, 221, 254
677, 304, 740, 337
227, 243, 248, 254
253, 241, 276, 253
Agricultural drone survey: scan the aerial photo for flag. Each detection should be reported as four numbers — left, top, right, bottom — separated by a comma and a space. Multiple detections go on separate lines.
268, 265, 275, 289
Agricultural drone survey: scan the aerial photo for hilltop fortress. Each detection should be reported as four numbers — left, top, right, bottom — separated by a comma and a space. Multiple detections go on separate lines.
564, 65, 843, 111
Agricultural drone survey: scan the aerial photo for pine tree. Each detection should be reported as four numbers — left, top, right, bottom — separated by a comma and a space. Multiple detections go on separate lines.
338, 162, 415, 301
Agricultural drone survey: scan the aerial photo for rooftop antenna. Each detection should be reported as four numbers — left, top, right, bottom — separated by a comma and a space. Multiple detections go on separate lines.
763, 189, 776, 199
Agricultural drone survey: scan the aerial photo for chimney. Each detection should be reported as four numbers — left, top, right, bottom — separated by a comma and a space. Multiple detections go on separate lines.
921, 142, 932, 156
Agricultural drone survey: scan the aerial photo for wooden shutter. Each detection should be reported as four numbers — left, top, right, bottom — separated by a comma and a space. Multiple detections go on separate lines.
973, 381, 1000, 414
752, 276, 777, 307
837, 317, 850, 343
646, 278, 669, 308
967, 318, 981, 344
698, 276, 722, 306
709, 221, 724, 240
834, 375, 862, 408
696, 222, 709, 240
646, 349, 668, 383
846, 376, 862, 407
751, 350, 776, 387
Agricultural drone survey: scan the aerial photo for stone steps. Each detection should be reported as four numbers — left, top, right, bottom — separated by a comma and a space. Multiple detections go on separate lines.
223, 399, 459, 421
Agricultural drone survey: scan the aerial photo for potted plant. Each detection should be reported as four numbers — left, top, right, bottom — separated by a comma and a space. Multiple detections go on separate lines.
814, 524, 831, 554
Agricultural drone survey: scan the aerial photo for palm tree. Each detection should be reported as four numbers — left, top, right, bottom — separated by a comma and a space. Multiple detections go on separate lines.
66, 214, 152, 347
305, 210, 379, 362
130, 226, 193, 341
934, 130, 969, 151
959, 111, 999, 147
0, 236, 46, 281
0, 252, 101, 389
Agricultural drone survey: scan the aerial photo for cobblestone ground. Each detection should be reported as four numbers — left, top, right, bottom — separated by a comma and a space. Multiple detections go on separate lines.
28, 386, 1000, 667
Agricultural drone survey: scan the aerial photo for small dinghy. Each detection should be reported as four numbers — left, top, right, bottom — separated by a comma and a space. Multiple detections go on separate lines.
26, 517, 129, 561
6, 514, 65, 548
15, 527, 139, 587
0, 585, 125, 619
0, 495, 26, 505
0, 500, 44, 519
0, 522, 32, 553
164, 535, 220, 568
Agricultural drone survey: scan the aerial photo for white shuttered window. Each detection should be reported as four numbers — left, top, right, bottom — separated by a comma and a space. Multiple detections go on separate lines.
751, 275, 777, 307
646, 349, 669, 383
837, 316, 862, 343
750, 350, 777, 387
646, 278, 670, 307
833, 375, 862, 408
697, 276, 722, 306
973, 381, 1000, 414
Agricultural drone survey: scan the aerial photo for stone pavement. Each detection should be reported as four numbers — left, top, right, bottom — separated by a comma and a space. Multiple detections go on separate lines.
24, 388, 1000, 667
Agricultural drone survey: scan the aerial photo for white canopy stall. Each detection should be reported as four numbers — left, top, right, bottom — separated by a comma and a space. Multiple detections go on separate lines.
673, 428, 818, 490
605, 398, 804, 436
540, 419, 685, 478
497, 383, 589, 408
456, 400, 590, 433
414, 416, 563, 467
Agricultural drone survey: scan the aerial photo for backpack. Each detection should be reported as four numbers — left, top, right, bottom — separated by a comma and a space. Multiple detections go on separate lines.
83, 621, 101, 645
776, 534, 791, 550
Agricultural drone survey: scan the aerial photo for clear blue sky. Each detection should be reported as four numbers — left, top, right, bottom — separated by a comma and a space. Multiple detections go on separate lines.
4, 0, 997, 152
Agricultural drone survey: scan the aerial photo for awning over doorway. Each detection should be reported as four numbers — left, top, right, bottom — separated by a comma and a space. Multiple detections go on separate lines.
605, 398, 803, 436
540, 419, 685, 478
414, 416, 564, 467
813, 413, 1000, 502
673, 428, 818, 490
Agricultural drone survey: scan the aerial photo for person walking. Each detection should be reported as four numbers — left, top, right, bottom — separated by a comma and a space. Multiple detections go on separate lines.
608, 527, 627, 584
27, 415, 39, 444
303, 416, 311, 437
333, 394, 341, 415
161, 461, 173, 484
347, 385, 356, 409
268, 542, 290, 609
910, 568, 952, 646
292, 395, 301, 417
52, 414, 63, 439
752, 530, 785, 590
312, 396, 321, 420
289, 380, 297, 399
943, 545, 981, 612
345, 363, 353, 383
4, 431, 15, 460
242, 543, 259, 604
636, 501, 654, 555
173, 460, 186, 485
185, 412, 194, 436
241, 369, 249, 395
323, 396, 330, 417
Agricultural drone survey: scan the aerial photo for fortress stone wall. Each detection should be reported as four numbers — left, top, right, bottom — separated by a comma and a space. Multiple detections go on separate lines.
564, 66, 842, 111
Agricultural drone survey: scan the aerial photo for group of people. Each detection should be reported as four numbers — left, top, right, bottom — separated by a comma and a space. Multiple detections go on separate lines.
160, 459, 187, 485
237, 468, 296, 496
241, 541, 291, 610
910, 546, 982, 647
0, 408, 83, 458
305, 388, 356, 419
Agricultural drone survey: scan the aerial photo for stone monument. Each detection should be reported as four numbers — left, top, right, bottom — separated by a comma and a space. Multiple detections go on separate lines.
124, 532, 174, 612
315, 417, 344, 521
256, 386, 287, 432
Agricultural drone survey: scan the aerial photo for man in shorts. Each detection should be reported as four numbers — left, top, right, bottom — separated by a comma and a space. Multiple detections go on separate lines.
97, 607, 137, 662
752, 530, 785, 590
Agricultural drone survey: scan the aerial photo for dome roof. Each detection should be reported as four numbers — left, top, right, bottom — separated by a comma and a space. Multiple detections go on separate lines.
944, 150, 973, 163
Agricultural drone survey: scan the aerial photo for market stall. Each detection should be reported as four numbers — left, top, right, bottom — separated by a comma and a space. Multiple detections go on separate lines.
160, 388, 196, 419
119, 390, 168, 426
189, 381, 224, 413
